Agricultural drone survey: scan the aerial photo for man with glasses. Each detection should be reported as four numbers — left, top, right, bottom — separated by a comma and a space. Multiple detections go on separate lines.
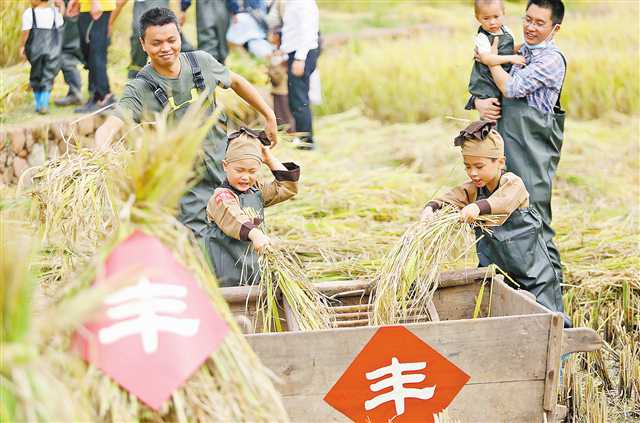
472, 0, 568, 324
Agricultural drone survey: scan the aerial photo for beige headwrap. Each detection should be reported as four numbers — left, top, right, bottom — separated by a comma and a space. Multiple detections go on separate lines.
454, 121, 504, 159
225, 131, 264, 164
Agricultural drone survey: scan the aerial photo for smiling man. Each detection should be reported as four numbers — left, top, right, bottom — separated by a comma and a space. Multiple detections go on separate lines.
474, 0, 567, 317
95, 7, 277, 240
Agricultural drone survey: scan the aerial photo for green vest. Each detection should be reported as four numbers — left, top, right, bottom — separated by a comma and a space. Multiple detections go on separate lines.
203, 182, 265, 287
468, 26, 515, 100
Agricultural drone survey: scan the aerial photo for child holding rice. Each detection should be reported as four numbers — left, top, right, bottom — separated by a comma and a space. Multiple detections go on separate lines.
205, 127, 300, 287
421, 120, 568, 326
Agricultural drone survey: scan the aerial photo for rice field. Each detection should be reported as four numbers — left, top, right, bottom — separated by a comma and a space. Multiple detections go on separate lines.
1, 0, 638, 421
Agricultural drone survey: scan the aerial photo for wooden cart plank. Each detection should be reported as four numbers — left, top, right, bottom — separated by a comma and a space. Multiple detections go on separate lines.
490, 276, 550, 317
246, 314, 552, 399
562, 327, 602, 355
279, 379, 544, 422
543, 313, 564, 412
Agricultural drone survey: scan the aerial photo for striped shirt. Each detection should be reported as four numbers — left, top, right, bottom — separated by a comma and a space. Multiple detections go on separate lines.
505, 41, 566, 113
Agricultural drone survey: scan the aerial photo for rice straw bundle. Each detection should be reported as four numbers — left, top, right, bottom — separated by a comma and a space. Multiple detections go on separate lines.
0, 210, 103, 422
25, 149, 117, 300
22, 102, 289, 421
256, 246, 333, 332
370, 205, 500, 325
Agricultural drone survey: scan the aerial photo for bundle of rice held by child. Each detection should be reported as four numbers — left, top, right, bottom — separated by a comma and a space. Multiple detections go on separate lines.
256, 245, 333, 332
20, 102, 288, 421
370, 205, 500, 325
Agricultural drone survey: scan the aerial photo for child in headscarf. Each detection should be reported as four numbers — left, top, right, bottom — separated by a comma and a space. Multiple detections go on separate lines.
205, 127, 300, 286
422, 120, 567, 325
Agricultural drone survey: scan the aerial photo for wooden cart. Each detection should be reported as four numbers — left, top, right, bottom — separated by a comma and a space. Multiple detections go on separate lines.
221, 268, 602, 422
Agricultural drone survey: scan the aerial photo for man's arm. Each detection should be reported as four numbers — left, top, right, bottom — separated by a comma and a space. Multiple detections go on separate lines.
229, 71, 278, 147
487, 64, 510, 95
95, 115, 124, 151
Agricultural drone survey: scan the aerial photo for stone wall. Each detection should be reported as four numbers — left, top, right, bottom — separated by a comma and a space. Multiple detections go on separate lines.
0, 114, 105, 187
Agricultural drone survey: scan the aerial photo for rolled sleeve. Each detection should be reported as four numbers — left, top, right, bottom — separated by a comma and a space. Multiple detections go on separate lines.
271, 162, 300, 182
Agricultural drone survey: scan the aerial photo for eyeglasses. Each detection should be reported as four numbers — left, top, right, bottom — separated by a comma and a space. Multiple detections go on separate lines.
522, 16, 550, 30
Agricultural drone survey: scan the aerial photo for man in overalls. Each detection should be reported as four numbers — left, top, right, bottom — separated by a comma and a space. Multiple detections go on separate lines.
472, 0, 567, 316
95, 7, 277, 241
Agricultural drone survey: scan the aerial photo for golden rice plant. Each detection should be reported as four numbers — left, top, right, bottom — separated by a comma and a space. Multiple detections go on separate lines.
369, 206, 500, 325
256, 245, 333, 332
0, 208, 106, 422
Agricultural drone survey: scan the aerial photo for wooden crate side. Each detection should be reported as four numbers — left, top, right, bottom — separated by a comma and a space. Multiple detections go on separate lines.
490, 276, 550, 317
246, 314, 551, 420
280, 379, 545, 423
222, 285, 291, 333
431, 282, 489, 321
543, 313, 564, 415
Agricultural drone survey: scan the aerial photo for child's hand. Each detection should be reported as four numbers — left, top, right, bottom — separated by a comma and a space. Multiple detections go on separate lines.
249, 228, 271, 253
420, 206, 435, 222
460, 204, 480, 223
291, 59, 305, 77
511, 55, 526, 66
260, 143, 272, 163
490, 36, 499, 55
19, 47, 26, 61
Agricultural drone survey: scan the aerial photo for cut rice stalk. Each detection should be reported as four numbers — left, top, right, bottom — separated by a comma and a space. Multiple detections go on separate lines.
370, 205, 499, 325
256, 246, 333, 332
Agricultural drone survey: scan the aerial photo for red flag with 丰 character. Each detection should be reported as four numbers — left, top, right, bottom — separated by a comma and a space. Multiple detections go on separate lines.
76, 230, 229, 410
324, 326, 470, 422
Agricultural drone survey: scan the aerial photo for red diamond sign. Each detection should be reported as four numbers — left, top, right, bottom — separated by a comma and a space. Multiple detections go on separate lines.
75, 230, 229, 410
324, 326, 470, 422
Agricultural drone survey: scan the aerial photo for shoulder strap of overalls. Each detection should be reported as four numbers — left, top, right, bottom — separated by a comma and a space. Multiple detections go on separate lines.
185, 51, 206, 91
554, 52, 567, 113
31, 7, 38, 29
135, 52, 207, 107
51, 7, 59, 33
136, 69, 170, 107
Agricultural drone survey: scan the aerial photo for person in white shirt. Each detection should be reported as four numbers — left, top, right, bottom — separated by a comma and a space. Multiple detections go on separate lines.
278, 0, 320, 150
19, 0, 65, 114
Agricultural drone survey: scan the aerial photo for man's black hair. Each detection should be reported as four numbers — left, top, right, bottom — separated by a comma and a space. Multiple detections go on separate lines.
526, 0, 565, 25
139, 7, 179, 39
